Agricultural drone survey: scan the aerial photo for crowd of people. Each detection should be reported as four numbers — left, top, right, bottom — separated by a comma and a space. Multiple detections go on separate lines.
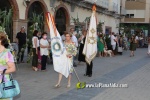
14, 26, 150, 73
0, 25, 150, 87
1, 25, 150, 99
14, 26, 150, 72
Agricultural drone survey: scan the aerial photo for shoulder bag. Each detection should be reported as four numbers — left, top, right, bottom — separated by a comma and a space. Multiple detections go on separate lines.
0, 69, 20, 99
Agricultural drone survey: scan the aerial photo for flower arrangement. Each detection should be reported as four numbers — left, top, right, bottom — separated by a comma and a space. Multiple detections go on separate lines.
66, 44, 77, 56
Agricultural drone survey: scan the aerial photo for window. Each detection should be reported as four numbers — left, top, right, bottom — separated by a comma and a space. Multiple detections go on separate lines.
125, 14, 134, 18
125, 14, 130, 18
130, 14, 134, 18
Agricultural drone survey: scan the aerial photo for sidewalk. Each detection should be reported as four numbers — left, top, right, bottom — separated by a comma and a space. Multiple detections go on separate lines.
14, 48, 150, 100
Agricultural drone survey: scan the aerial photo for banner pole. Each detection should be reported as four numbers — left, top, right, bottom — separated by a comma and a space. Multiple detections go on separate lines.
73, 67, 80, 82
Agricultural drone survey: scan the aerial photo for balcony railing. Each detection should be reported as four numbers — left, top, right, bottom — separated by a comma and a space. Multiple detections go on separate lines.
124, 18, 145, 22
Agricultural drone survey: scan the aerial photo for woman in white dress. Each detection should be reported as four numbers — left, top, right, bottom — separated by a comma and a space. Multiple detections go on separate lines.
55, 33, 77, 88
147, 37, 150, 55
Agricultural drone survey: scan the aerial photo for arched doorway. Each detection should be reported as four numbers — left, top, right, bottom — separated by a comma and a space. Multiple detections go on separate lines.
27, 1, 45, 53
55, 7, 69, 35
25, 0, 48, 33
28, 1, 44, 32
0, 0, 13, 41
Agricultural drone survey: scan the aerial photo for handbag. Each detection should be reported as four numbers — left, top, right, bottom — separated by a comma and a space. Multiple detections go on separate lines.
0, 69, 20, 99
118, 47, 123, 52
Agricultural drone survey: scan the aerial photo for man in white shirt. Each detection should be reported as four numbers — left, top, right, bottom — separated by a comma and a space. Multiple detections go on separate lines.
70, 28, 78, 67
111, 32, 117, 54
70, 28, 78, 47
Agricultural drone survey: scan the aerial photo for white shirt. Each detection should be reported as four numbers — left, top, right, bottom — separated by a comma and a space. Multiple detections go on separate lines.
72, 35, 78, 47
32, 36, 39, 48
61, 35, 65, 41
111, 35, 116, 45
40, 38, 49, 56
135, 36, 139, 40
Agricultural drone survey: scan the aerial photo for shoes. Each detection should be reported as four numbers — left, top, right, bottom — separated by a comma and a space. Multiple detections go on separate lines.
73, 64, 77, 67
54, 84, 71, 88
32, 67, 38, 71
84, 74, 92, 77
41, 70, 47, 72
130, 54, 135, 57
67, 84, 71, 88
130, 55, 134, 57
34, 68, 38, 71
54, 84, 60, 88
21, 61, 25, 63
87, 74, 92, 77
78, 62, 81, 65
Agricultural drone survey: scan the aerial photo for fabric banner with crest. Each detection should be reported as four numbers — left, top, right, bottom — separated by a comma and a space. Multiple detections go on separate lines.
83, 5, 97, 65
46, 12, 71, 78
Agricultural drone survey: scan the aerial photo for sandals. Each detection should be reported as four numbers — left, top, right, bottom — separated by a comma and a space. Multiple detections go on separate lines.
32, 67, 38, 71
54, 84, 60, 88
130, 54, 135, 57
67, 84, 71, 88
54, 84, 71, 88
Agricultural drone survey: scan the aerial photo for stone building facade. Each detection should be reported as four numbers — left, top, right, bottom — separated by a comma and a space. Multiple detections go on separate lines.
0, 0, 125, 42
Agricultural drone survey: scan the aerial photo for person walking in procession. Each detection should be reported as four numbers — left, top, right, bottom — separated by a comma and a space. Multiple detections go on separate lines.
83, 5, 97, 77
55, 33, 77, 88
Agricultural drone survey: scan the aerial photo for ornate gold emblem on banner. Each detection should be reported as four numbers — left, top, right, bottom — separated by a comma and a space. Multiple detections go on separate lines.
90, 28, 96, 34
88, 28, 97, 44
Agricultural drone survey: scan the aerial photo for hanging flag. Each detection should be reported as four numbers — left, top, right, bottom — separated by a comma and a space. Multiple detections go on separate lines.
46, 12, 71, 78
83, 5, 97, 65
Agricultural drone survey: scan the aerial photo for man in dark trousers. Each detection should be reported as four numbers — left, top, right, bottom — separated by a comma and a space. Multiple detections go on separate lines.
84, 61, 93, 77
16, 26, 26, 63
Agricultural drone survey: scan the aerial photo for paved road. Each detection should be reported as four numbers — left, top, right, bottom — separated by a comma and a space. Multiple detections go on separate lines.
13, 48, 150, 100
